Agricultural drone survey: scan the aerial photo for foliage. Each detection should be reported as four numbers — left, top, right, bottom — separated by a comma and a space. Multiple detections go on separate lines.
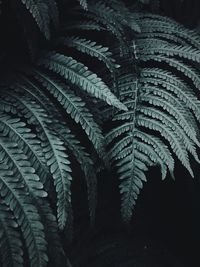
0, 0, 200, 266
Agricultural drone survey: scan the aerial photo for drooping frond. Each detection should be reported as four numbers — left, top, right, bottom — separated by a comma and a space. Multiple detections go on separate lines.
106, 13, 200, 222
0, 112, 49, 185
55, 125, 97, 225
0, 89, 73, 229
61, 20, 105, 32
20, 0, 51, 39
2, 0, 200, 265
0, 201, 23, 267
88, 1, 141, 33
56, 36, 119, 71
69, 0, 140, 54
43, 0, 59, 28
32, 70, 105, 156
78, 0, 88, 10
38, 51, 127, 111
0, 161, 48, 267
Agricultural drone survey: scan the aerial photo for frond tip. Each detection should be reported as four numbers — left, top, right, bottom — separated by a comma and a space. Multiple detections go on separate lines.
79, 0, 88, 10
38, 51, 128, 111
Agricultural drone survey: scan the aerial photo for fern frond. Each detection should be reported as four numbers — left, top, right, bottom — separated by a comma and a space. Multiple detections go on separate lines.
55, 125, 97, 225
0, 201, 23, 267
83, 2, 129, 53
43, 0, 59, 27
0, 112, 49, 185
138, 115, 194, 176
141, 68, 200, 117
1, 92, 72, 229
138, 42, 200, 63
106, 12, 200, 219
0, 130, 47, 198
38, 52, 127, 111
62, 20, 105, 31
140, 86, 199, 143
57, 36, 119, 71
139, 107, 200, 162
78, 0, 88, 10
142, 56, 200, 90
21, 0, 50, 39
32, 70, 104, 156
90, 1, 141, 33
0, 162, 48, 267
134, 14, 200, 49
36, 200, 64, 266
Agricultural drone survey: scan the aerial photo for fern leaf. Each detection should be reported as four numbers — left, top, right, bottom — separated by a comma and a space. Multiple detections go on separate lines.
144, 56, 200, 90
21, 0, 50, 39
55, 125, 97, 225
36, 200, 64, 266
0, 113, 50, 185
140, 86, 199, 143
38, 52, 127, 111
137, 115, 194, 176
62, 20, 105, 31
43, 0, 59, 27
135, 14, 200, 49
57, 36, 119, 70
1, 92, 73, 229
0, 163, 48, 267
138, 42, 200, 63
105, 12, 200, 220
0, 201, 23, 267
32, 70, 105, 156
140, 69, 200, 120
139, 107, 200, 162
0, 132, 47, 198
78, 0, 88, 10
84, 2, 129, 53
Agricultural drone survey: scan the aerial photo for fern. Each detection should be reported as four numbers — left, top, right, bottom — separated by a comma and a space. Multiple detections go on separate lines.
20, 0, 51, 39
32, 70, 105, 155
0, 0, 130, 261
1, 0, 200, 266
78, 0, 88, 10
56, 36, 119, 71
0, 201, 23, 267
0, 160, 48, 266
106, 13, 200, 222
38, 52, 127, 111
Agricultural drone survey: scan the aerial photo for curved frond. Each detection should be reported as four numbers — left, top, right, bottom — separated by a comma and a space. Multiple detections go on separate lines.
0, 162, 48, 267
106, 12, 200, 221
32, 70, 105, 156
38, 52, 127, 111
21, 0, 50, 39
57, 36, 119, 71
0, 201, 23, 267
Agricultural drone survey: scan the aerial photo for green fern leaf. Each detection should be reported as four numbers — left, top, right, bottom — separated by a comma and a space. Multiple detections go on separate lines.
57, 36, 119, 70
32, 70, 105, 156
62, 20, 105, 31
43, 0, 59, 27
0, 112, 50, 185
0, 201, 23, 267
106, 16, 200, 220
78, 0, 88, 10
0, 162, 48, 267
38, 52, 127, 111
21, 0, 50, 39
55, 125, 97, 225
1, 92, 72, 229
